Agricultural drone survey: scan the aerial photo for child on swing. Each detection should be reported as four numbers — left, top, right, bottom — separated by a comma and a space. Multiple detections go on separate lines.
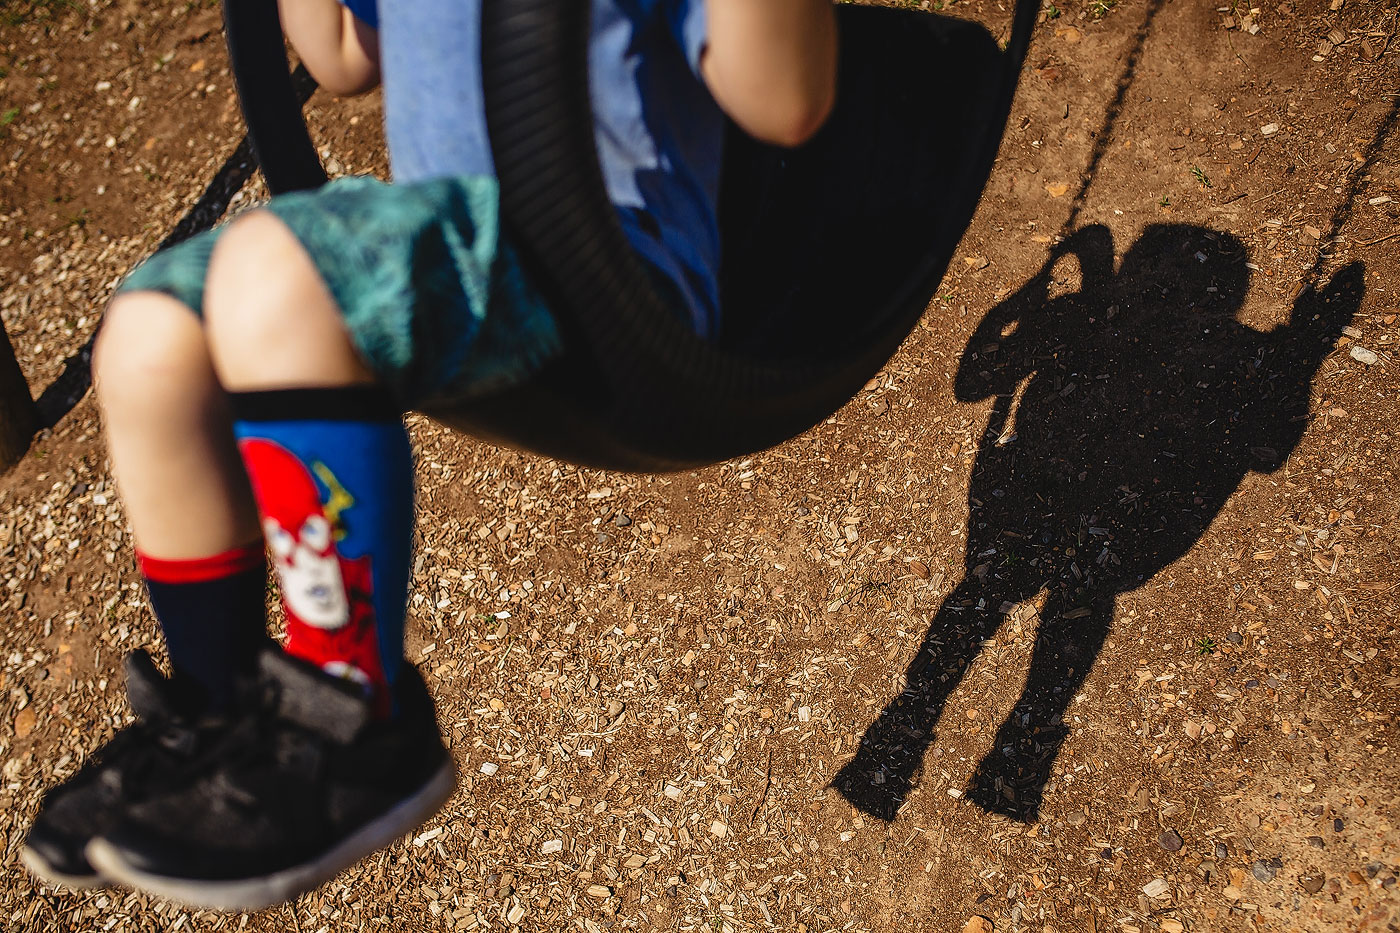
22, 0, 837, 911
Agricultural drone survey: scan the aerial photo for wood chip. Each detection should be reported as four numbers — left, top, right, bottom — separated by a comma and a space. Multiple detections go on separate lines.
1143, 878, 1171, 899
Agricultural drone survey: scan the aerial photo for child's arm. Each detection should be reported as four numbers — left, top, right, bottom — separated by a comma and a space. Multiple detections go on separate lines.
277, 0, 381, 97
700, 0, 838, 147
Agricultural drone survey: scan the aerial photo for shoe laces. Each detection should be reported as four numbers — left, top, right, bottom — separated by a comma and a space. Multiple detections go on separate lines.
74, 708, 207, 801
216, 678, 328, 791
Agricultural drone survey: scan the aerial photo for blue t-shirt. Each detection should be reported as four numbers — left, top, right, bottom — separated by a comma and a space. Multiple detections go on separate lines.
339, 0, 723, 338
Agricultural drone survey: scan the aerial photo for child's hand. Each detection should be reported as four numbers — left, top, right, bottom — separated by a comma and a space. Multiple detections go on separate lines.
700, 0, 838, 147
278, 0, 381, 97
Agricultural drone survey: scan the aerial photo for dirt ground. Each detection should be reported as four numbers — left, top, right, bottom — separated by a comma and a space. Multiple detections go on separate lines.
1, 0, 1398, 931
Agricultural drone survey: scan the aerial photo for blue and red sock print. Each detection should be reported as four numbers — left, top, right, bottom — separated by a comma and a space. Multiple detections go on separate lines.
232, 388, 414, 718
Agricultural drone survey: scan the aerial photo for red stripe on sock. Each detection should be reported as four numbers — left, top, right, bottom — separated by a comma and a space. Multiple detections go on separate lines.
137, 541, 265, 584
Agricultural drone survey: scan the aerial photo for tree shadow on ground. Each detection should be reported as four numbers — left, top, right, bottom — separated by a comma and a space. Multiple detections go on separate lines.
835, 223, 1363, 822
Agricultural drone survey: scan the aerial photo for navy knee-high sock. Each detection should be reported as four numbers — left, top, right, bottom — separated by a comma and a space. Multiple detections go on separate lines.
230, 387, 413, 718
137, 543, 266, 710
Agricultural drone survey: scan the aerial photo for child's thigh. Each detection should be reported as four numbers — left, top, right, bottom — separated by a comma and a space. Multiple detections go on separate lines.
115, 175, 562, 407
256, 174, 562, 406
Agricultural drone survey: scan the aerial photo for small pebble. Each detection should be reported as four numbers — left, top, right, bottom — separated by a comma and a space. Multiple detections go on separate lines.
1158, 829, 1184, 853
614, 514, 632, 527
1307, 835, 1325, 849
1252, 859, 1279, 883
1299, 873, 1325, 894
1227, 631, 1244, 644
1349, 345, 1379, 365
1215, 842, 1229, 860
1334, 818, 1345, 832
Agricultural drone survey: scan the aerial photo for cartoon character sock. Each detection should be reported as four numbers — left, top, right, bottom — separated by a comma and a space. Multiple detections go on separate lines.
137, 542, 267, 710
230, 387, 414, 719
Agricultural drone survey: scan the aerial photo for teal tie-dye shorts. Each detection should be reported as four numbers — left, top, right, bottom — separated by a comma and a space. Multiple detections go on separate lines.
119, 174, 562, 409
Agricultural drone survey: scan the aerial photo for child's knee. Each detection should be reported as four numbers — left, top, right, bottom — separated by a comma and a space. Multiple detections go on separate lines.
203, 210, 368, 386
94, 292, 215, 419
204, 211, 304, 340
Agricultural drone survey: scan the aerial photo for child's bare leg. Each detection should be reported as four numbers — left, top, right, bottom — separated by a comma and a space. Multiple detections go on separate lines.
93, 296, 260, 558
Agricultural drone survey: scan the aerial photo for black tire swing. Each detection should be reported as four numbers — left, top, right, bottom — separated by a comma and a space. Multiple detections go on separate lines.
222, 0, 1039, 472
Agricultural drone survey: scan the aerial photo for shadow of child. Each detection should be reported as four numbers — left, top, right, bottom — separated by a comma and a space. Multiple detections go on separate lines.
836, 223, 1363, 821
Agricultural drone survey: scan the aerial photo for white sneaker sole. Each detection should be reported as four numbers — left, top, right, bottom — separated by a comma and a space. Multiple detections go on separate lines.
18, 845, 108, 892
86, 760, 457, 912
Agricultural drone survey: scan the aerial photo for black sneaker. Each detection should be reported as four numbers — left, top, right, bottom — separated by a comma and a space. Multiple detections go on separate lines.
86, 648, 456, 911
21, 651, 233, 889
